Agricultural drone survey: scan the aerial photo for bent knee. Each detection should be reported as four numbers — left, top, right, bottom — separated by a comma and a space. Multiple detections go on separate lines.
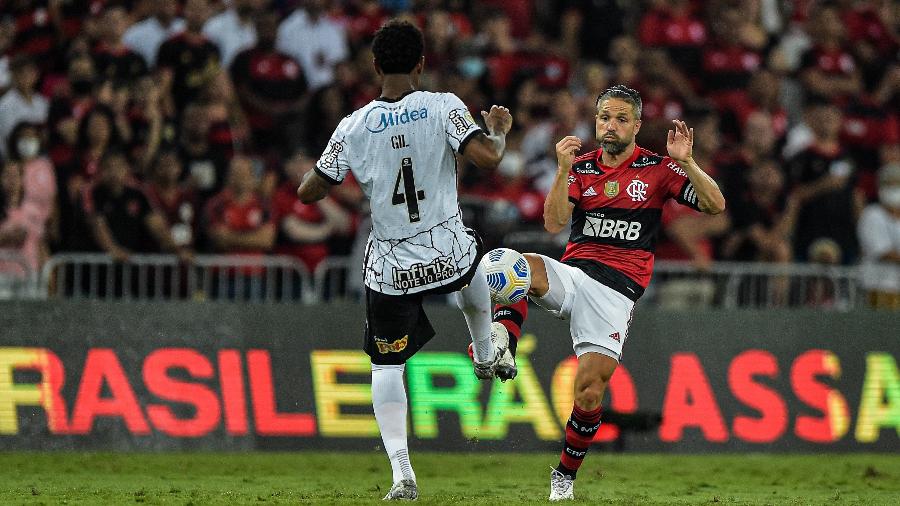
524, 253, 549, 297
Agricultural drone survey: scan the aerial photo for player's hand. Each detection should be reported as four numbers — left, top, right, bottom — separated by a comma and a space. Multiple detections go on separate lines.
667, 119, 693, 163
481, 105, 512, 136
555, 135, 582, 172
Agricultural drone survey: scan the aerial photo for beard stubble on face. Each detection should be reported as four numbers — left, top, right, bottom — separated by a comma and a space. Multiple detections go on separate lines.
599, 134, 631, 156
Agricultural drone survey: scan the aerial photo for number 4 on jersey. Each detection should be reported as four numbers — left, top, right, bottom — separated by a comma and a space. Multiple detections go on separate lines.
392, 157, 425, 222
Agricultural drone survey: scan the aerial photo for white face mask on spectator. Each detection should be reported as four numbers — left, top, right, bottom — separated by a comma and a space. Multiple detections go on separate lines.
880, 186, 900, 210
17, 137, 40, 159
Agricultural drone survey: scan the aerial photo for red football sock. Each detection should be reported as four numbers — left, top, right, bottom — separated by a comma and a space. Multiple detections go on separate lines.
492, 299, 527, 355
556, 404, 602, 479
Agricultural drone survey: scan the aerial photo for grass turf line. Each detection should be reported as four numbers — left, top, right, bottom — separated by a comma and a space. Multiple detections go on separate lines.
1, 452, 898, 505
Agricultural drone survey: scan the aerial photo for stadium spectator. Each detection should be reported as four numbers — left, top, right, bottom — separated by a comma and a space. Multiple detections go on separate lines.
718, 111, 780, 199
71, 104, 123, 182
124, 76, 166, 176
798, 3, 863, 105
84, 151, 185, 262
91, 5, 149, 86
0, 159, 49, 277
521, 89, 592, 193
144, 149, 198, 253
122, 0, 185, 68
0, 56, 48, 158
46, 53, 97, 169
52, 104, 127, 253
701, 2, 766, 111
558, 0, 627, 62
230, 11, 308, 157
720, 69, 789, 143
202, 0, 261, 68
276, 0, 350, 91
5, 121, 57, 251
272, 151, 350, 273
786, 101, 863, 263
201, 70, 250, 158
637, 0, 707, 70
0, 17, 13, 93
204, 155, 274, 256
721, 158, 797, 263
176, 102, 229, 203
156, 0, 220, 114
857, 163, 900, 309
4, 0, 57, 74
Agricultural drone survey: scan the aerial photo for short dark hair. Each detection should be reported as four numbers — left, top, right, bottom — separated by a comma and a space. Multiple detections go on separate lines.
596, 84, 643, 119
372, 20, 424, 75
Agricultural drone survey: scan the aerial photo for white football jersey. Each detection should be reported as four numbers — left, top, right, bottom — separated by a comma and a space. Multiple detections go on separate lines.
315, 90, 483, 295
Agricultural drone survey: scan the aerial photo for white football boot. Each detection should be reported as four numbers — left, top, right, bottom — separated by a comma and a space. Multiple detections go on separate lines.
472, 324, 512, 380
548, 469, 574, 501
491, 322, 517, 381
383, 479, 417, 500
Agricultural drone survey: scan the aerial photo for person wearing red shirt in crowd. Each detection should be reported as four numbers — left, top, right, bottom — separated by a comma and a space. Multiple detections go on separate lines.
701, 3, 766, 110
489, 85, 724, 500
798, 4, 863, 105
205, 154, 274, 257
841, 0, 898, 90
91, 6, 148, 86
156, 0, 221, 114
720, 69, 789, 144
637, 0, 707, 71
272, 150, 350, 274
5, 0, 58, 74
481, 10, 570, 96
205, 155, 275, 299
230, 11, 307, 156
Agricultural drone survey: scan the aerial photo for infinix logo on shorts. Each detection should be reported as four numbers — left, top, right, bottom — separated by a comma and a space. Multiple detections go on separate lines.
392, 256, 455, 290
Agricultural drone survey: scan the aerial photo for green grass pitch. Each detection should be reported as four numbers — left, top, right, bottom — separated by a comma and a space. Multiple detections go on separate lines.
1, 452, 898, 505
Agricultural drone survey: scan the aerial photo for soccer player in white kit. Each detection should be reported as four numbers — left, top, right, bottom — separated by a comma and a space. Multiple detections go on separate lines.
297, 20, 514, 500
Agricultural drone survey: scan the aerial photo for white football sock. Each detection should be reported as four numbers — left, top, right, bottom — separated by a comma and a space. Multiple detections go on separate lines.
454, 262, 494, 363
371, 363, 415, 484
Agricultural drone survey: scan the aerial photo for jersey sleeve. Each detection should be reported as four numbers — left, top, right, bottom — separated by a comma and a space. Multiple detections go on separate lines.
662, 157, 703, 212
442, 93, 482, 154
314, 118, 352, 185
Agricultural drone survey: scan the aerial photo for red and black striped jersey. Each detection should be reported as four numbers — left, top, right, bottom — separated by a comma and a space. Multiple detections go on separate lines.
562, 145, 702, 300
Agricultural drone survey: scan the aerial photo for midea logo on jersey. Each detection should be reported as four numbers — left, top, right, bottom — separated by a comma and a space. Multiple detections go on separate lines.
365, 105, 428, 133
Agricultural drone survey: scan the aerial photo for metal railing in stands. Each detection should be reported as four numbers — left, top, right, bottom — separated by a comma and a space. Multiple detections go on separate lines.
0, 250, 40, 299
41, 253, 314, 303
644, 260, 861, 310
30, 253, 868, 310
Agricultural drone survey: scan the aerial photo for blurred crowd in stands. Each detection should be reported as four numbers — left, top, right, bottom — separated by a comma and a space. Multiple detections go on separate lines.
0, 0, 897, 306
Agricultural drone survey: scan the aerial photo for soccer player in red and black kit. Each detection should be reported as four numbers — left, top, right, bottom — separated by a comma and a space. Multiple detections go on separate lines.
492, 85, 725, 500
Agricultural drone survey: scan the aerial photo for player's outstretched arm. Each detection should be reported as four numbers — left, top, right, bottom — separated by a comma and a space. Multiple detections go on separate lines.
667, 119, 726, 215
544, 136, 580, 234
461, 105, 512, 170
297, 170, 333, 204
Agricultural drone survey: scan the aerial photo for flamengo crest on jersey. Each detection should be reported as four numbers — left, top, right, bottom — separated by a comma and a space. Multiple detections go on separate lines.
315, 90, 483, 295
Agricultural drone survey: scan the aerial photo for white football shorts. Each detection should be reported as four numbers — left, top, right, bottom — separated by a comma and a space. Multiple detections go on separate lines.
529, 254, 635, 361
